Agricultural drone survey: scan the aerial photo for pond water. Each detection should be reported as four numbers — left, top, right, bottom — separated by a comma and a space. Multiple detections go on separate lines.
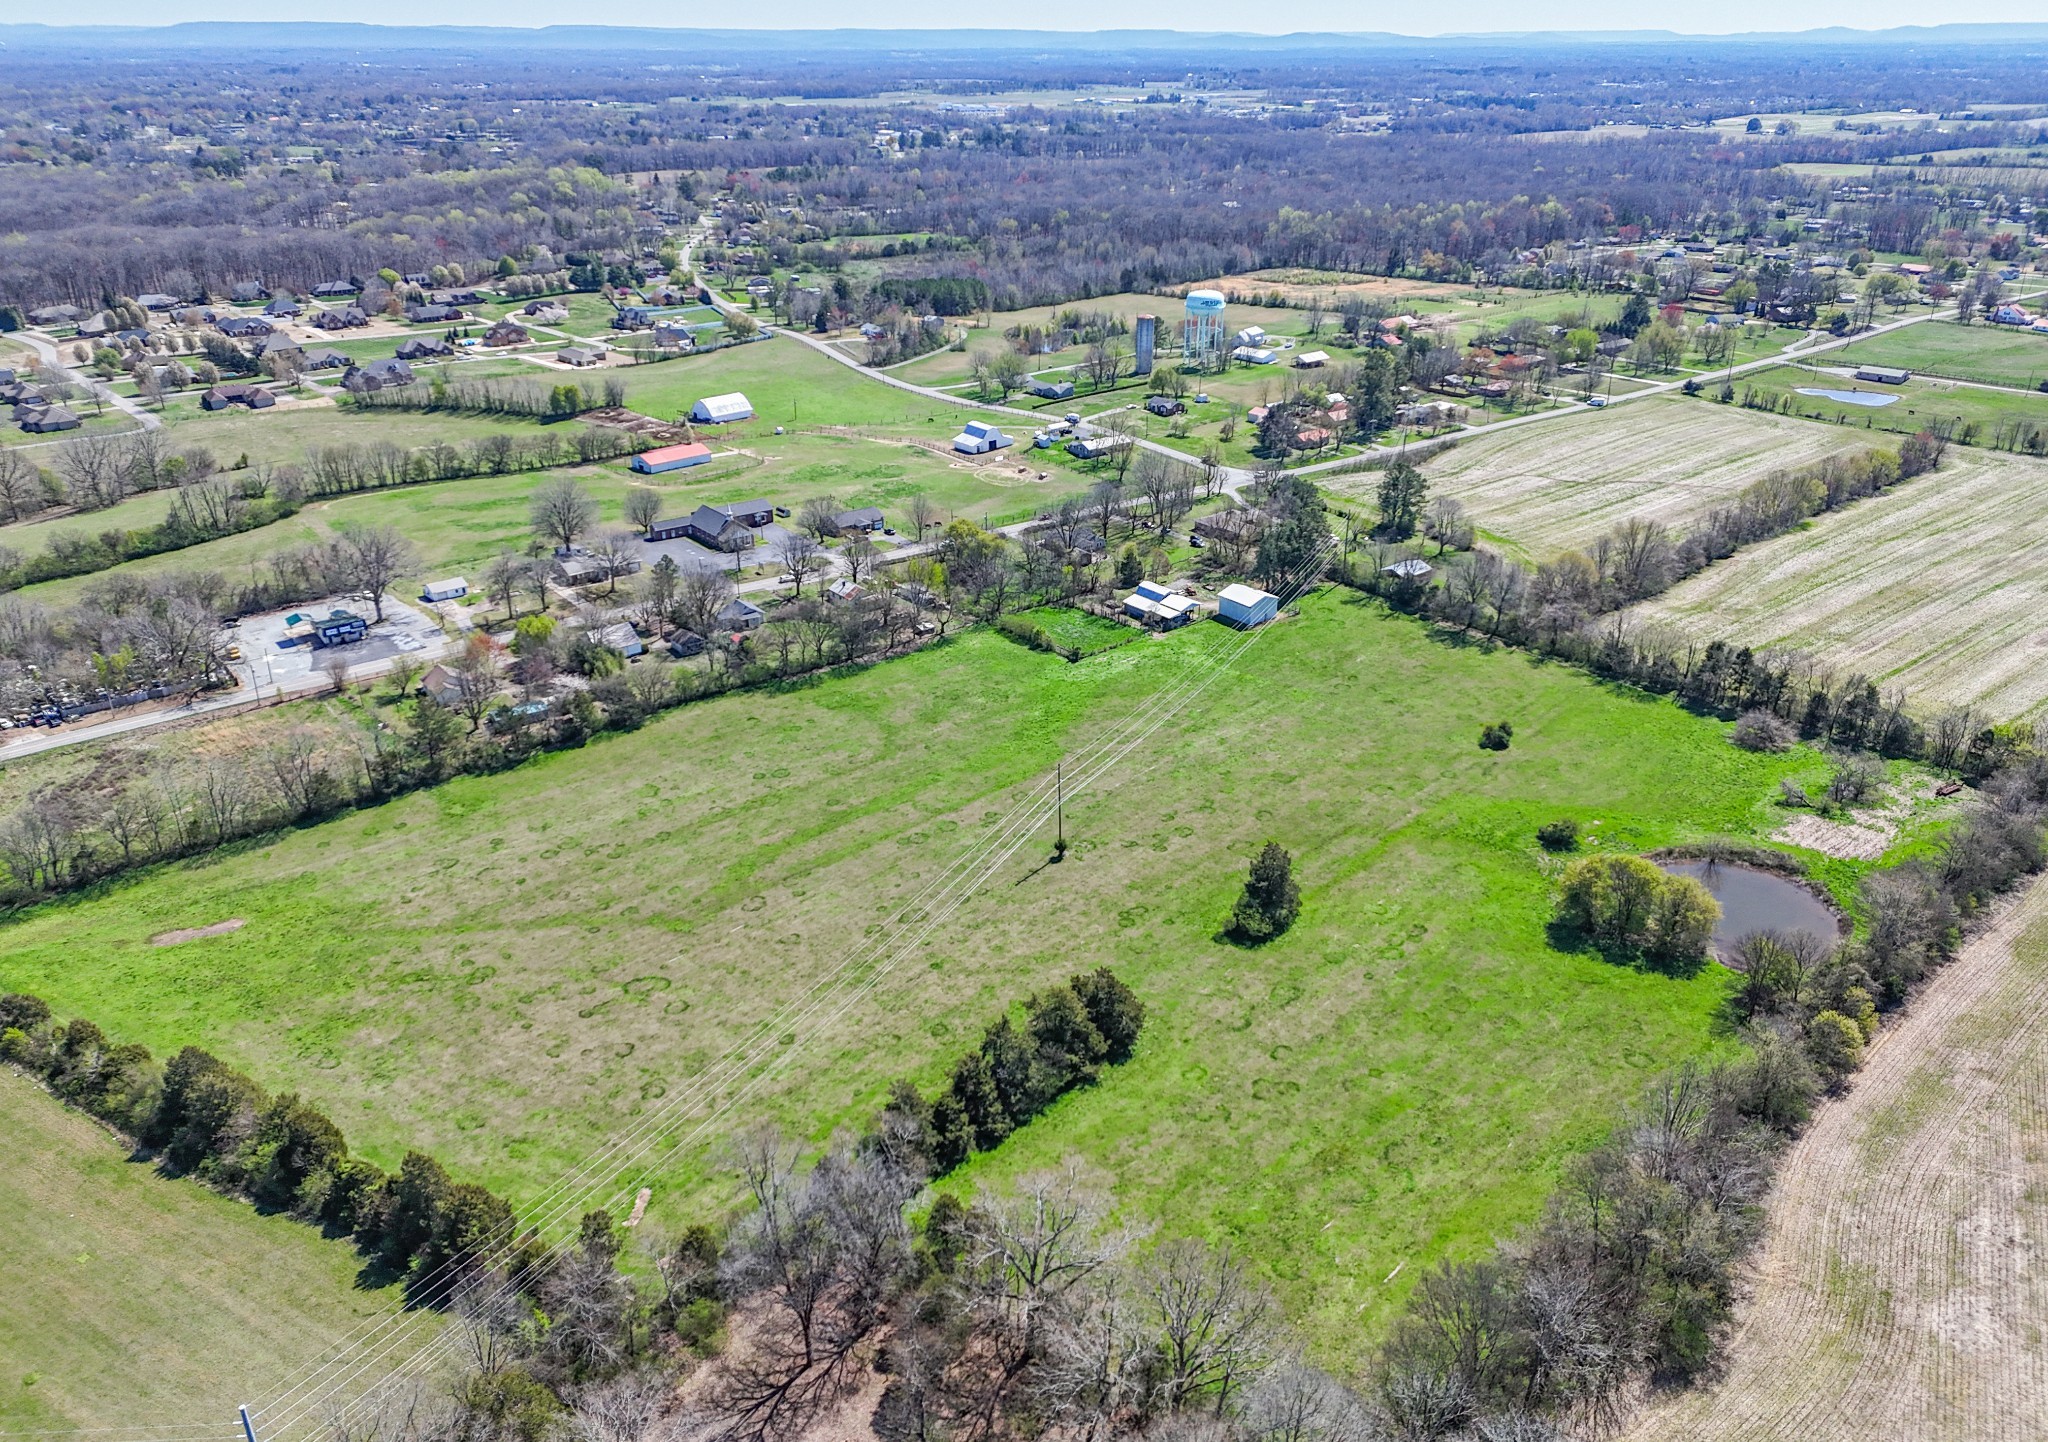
1659, 859, 1842, 961
1796, 387, 1900, 408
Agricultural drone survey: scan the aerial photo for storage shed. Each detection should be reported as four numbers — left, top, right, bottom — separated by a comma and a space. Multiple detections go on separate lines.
690, 392, 754, 424
1853, 365, 1911, 385
1217, 583, 1279, 628
632, 442, 714, 474
422, 577, 469, 603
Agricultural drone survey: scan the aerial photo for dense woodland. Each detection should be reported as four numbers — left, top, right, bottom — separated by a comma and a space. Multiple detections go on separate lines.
3, 30, 2046, 308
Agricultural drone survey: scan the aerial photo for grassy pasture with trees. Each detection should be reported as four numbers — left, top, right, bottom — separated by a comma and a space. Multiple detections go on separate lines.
1831, 318, 2048, 392
0, 594, 1868, 1361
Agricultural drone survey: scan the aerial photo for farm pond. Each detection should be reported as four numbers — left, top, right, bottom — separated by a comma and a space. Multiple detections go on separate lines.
1659, 858, 1843, 962
1796, 387, 1900, 408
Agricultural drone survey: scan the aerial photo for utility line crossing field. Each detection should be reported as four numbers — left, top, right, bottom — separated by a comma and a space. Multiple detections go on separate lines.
3, 596, 1841, 1365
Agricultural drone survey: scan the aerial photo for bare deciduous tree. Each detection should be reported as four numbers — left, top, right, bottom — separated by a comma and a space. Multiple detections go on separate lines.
327, 522, 417, 622
530, 476, 599, 552
775, 531, 827, 598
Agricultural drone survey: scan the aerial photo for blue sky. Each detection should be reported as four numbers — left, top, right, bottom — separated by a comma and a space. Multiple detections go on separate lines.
35, 1, 2048, 34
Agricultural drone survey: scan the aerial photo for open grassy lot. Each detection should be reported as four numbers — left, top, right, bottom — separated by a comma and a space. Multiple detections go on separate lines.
617, 336, 966, 433
1725, 362, 2048, 442
1831, 320, 2048, 392
153, 400, 562, 470
0, 1069, 420, 1429
0, 594, 1837, 1360
1327, 397, 1876, 562
1635, 446, 2048, 719
1624, 877, 2048, 1442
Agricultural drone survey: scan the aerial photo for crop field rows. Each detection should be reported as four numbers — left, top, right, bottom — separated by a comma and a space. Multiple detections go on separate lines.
1329, 398, 1877, 561
1635, 446, 2048, 718
1625, 879, 2048, 1442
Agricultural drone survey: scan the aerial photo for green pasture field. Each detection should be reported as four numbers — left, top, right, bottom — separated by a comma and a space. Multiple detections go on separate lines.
474, 294, 625, 336
0, 594, 1860, 1359
616, 335, 970, 434
1830, 321, 2048, 392
0, 1070, 423, 1429
3, 428, 1088, 609
151, 402, 561, 470
1721, 363, 2048, 441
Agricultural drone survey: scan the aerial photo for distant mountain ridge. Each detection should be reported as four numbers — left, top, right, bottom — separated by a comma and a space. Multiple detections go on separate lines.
4, 20, 2048, 53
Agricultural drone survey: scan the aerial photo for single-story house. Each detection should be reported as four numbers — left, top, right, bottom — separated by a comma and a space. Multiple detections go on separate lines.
27, 305, 80, 325
313, 306, 370, 331
1029, 379, 1076, 400
560, 555, 643, 587
1217, 583, 1279, 628
259, 332, 303, 359
75, 314, 111, 338
200, 383, 277, 411
652, 320, 697, 351
523, 300, 570, 322
824, 578, 865, 604
217, 316, 273, 339
1067, 434, 1133, 461
1396, 400, 1466, 428
831, 506, 885, 535
264, 297, 302, 318
172, 305, 221, 326
557, 345, 607, 367
401, 273, 433, 288
1194, 509, 1262, 544
716, 597, 767, 631
483, 320, 530, 347
19, 406, 79, 433
418, 663, 465, 706
407, 303, 463, 324
1293, 350, 1331, 369
433, 289, 483, 306
632, 442, 715, 476
1383, 557, 1435, 583
1232, 345, 1278, 365
595, 622, 645, 658
953, 419, 1012, 454
1124, 580, 1201, 629
394, 336, 453, 361
690, 392, 755, 425
1144, 396, 1186, 417
1853, 365, 1910, 385
301, 348, 351, 370
342, 358, 416, 393
1991, 305, 2032, 327
228, 281, 267, 303
421, 577, 469, 603
668, 630, 708, 659
137, 293, 182, 311
312, 280, 360, 297
311, 609, 369, 647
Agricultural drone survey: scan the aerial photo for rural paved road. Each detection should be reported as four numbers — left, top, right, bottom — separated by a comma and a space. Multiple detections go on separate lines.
12, 328, 163, 431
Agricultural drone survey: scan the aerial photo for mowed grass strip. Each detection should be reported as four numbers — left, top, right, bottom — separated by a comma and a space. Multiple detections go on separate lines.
0, 1070, 426, 1429
0, 596, 1810, 1362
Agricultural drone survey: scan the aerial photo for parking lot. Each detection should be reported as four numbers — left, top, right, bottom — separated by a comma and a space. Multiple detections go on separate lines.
230, 596, 448, 694
641, 521, 801, 574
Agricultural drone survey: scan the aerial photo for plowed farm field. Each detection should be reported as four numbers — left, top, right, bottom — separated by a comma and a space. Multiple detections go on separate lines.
1624, 875, 2048, 1442
1348, 398, 1876, 561
1635, 447, 2048, 718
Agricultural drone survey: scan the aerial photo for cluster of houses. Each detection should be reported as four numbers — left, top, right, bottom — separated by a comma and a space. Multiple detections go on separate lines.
1, 370, 80, 433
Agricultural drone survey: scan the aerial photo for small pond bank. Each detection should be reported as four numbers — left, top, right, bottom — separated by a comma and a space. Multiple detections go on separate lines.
1658, 857, 1845, 964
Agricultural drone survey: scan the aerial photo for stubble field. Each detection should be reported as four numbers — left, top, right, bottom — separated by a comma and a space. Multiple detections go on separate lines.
1634, 446, 2048, 718
1329, 398, 1875, 561
1625, 876, 2048, 1442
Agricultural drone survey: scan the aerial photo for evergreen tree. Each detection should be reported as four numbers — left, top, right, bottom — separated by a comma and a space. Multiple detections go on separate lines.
1375, 459, 1428, 540
1230, 842, 1302, 942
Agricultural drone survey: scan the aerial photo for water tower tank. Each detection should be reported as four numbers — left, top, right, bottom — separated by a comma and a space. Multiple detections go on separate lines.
1183, 289, 1226, 367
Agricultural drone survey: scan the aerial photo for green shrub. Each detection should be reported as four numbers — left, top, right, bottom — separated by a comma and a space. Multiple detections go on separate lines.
1554, 853, 1720, 963
1230, 841, 1302, 942
1479, 720, 1513, 751
1537, 818, 1580, 851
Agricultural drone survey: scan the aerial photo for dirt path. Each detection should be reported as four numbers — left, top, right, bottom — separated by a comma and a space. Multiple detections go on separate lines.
1626, 875, 2048, 1441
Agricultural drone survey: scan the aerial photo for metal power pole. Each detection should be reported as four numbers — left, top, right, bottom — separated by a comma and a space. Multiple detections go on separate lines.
239, 1406, 260, 1442
1056, 760, 1064, 849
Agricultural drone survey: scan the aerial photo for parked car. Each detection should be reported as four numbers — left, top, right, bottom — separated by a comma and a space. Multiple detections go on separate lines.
773, 506, 791, 518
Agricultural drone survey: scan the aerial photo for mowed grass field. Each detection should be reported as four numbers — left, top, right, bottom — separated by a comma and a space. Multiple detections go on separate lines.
0, 1070, 426, 1429
0, 595, 1825, 1359
1731, 363, 2048, 440
1831, 319, 2048, 392
1331, 397, 1876, 562
1635, 446, 2048, 718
